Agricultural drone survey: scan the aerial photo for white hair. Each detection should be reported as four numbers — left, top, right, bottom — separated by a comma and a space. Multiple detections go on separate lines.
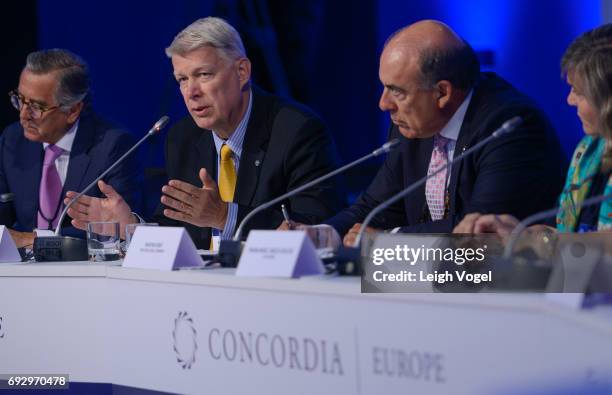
165, 17, 246, 61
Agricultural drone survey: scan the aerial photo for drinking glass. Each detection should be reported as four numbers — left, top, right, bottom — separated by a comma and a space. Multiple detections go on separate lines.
87, 221, 120, 262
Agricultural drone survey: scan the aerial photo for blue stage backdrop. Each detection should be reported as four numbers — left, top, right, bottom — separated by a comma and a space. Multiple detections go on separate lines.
377, 0, 601, 157
30, 0, 601, 202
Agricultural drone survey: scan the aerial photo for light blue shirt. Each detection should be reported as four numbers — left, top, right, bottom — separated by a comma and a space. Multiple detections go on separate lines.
211, 91, 253, 239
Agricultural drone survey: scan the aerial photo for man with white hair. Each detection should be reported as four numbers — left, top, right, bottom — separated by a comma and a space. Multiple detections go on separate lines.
67, 17, 344, 248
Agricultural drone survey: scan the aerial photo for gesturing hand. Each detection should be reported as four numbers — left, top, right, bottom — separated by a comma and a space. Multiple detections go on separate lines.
65, 180, 136, 238
161, 168, 229, 230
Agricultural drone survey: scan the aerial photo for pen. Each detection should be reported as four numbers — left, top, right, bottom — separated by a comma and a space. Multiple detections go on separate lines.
281, 204, 294, 230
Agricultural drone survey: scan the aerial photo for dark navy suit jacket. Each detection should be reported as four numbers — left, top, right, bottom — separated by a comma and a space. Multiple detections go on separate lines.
326, 72, 567, 236
151, 88, 346, 248
0, 110, 143, 236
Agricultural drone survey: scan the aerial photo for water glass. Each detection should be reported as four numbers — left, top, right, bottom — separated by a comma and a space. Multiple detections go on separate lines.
124, 222, 158, 252
87, 221, 120, 262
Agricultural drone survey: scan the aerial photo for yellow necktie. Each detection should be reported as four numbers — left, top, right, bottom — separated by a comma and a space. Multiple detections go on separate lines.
218, 144, 237, 202
210, 144, 236, 251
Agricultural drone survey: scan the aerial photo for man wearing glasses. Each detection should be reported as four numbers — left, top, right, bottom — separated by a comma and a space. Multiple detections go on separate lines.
0, 49, 142, 247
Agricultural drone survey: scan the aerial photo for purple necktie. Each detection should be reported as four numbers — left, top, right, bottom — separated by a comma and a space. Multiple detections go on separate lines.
425, 135, 450, 221
38, 144, 64, 230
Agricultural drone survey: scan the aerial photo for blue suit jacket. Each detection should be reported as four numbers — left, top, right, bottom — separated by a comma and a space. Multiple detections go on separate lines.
326, 72, 567, 236
0, 110, 143, 236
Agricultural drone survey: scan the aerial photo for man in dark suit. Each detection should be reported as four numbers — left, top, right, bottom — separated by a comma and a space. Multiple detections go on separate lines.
67, 17, 344, 249
0, 49, 141, 247
329, 20, 566, 246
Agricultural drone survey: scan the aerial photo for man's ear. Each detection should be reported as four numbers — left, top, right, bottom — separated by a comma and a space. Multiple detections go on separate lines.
66, 101, 84, 123
236, 57, 251, 90
435, 80, 453, 109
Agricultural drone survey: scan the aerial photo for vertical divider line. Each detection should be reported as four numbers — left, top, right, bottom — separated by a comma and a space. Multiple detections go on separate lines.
354, 326, 362, 394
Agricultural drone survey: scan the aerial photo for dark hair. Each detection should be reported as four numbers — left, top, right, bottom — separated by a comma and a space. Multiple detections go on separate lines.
418, 40, 480, 90
562, 23, 612, 171
25, 48, 90, 108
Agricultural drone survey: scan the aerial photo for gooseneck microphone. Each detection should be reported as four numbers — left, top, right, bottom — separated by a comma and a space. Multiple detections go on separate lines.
216, 139, 401, 267
233, 139, 400, 241
53, 116, 169, 236
354, 116, 523, 247
503, 191, 612, 259
33, 116, 170, 261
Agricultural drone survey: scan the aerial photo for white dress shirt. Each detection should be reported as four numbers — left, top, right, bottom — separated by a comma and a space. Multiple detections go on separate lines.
42, 119, 79, 186
435, 89, 473, 185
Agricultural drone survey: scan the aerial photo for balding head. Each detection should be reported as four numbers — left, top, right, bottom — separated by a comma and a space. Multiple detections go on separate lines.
386, 20, 463, 54
383, 20, 479, 90
378, 20, 480, 139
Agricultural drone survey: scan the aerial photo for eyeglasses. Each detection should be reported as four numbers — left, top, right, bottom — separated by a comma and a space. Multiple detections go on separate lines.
8, 90, 61, 119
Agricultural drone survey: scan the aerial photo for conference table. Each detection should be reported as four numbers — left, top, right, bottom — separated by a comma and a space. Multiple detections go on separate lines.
0, 260, 611, 394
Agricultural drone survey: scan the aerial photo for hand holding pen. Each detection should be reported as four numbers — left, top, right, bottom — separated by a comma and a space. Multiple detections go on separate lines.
281, 204, 295, 230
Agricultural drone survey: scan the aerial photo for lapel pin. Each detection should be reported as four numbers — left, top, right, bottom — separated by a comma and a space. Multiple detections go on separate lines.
254, 160, 261, 167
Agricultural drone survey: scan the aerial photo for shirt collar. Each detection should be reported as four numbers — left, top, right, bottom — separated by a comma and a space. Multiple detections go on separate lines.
43, 118, 79, 153
212, 90, 253, 158
438, 89, 473, 142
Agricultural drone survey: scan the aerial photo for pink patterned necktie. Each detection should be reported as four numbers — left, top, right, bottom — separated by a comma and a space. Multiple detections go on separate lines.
425, 135, 450, 221
38, 144, 64, 229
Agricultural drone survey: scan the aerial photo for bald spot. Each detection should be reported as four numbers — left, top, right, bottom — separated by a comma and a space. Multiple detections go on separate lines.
383, 20, 466, 68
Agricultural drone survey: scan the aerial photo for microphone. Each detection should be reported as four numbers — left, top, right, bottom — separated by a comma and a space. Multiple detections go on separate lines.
354, 116, 523, 247
330, 116, 522, 275
33, 116, 170, 262
215, 138, 401, 267
503, 191, 612, 259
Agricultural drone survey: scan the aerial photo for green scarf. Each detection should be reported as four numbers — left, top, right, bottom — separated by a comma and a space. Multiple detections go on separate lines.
556, 135, 612, 232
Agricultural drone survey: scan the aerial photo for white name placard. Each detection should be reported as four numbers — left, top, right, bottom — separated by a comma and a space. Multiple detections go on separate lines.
236, 230, 324, 278
0, 225, 22, 263
123, 227, 202, 271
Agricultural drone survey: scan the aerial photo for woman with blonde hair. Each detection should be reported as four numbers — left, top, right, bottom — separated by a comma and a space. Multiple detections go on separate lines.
454, 24, 612, 235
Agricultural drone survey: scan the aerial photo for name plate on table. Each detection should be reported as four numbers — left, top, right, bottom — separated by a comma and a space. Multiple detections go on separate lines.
123, 227, 202, 271
0, 225, 21, 263
236, 230, 324, 278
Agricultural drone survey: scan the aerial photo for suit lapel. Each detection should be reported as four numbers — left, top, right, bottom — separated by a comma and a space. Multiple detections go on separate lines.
63, 116, 93, 193
234, 90, 267, 206
448, 85, 482, 213
20, 139, 44, 225
404, 136, 433, 225
196, 131, 217, 185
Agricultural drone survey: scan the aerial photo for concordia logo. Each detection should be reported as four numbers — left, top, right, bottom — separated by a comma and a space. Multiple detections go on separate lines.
172, 311, 197, 369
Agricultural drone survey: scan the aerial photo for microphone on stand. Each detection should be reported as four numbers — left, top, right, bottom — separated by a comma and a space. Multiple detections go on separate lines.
33, 116, 170, 262
215, 138, 401, 267
336, 116, 523, 275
